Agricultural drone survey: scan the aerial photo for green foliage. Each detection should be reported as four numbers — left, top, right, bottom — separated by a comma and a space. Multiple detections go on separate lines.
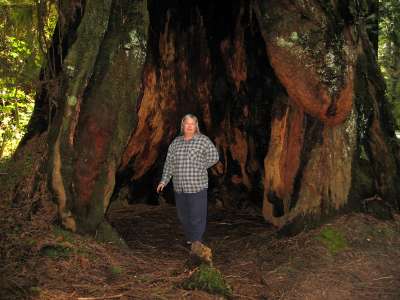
0, 86, 34, 157
182, 264, 233, 298
0, 1, 57, 158
378, 0, 400, 127
317, 227, 347, 255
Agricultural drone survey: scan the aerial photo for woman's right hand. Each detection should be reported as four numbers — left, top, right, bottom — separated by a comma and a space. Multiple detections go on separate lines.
157, 182, 165, 193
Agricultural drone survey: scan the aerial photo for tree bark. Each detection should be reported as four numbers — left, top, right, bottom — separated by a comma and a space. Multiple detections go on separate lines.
15, 0, 400, 236
17, 0, 148, 236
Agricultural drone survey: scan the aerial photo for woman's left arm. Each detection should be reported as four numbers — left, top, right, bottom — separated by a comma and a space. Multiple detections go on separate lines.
204, 137, 219, 169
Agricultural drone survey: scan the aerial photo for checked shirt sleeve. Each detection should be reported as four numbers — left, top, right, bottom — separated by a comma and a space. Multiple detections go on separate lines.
204, 137, 219, 169
161, 143, 174, 186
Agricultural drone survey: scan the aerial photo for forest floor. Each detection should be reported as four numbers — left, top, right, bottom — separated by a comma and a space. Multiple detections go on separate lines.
1, 192, 400, 300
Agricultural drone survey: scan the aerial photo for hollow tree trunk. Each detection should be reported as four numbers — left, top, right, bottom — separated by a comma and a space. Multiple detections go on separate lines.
15, 0, 400, 236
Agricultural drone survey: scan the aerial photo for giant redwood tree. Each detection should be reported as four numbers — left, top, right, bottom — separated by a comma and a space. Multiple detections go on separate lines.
13, 0, 400, 237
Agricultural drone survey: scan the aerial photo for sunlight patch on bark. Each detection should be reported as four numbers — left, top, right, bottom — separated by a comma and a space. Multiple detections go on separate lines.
51, 135, 76, 232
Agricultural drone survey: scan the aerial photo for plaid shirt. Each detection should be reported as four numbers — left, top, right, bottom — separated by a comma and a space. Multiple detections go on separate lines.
160, 133, 219, 193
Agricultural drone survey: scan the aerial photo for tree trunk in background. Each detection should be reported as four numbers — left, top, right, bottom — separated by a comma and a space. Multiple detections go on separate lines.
15, 0, 400, 236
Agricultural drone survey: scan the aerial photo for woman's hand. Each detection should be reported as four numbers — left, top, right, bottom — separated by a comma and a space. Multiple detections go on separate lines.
157, 182, 165, 193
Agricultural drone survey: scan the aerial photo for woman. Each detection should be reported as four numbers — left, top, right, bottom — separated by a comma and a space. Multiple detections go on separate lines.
157, 114, 219, 245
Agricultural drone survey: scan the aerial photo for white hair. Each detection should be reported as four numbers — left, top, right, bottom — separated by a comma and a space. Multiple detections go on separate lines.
180, 114, 200, 135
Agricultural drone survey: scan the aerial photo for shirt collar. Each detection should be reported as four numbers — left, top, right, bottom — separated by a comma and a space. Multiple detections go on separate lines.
181, 133, 199, 141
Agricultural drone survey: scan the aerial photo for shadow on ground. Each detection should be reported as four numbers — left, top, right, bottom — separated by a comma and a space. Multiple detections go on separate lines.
108, 203, 400, 299
2, 198, 400, 299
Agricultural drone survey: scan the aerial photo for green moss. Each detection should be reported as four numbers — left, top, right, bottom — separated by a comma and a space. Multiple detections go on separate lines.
109, 265, 123, 277
182, 264, 233, 298
95, 221, 128, 248
25, 238, 37, 247
289, 31, 299, 42
317, 227, 347, 255
276, 36, 294, 48
40, 244, 72, 259
53, 225, 76, 243
29, 286, 41, 296
67, 95, 77, 106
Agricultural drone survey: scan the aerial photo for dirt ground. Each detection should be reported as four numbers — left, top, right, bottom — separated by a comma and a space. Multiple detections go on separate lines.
1, 197, 400, 300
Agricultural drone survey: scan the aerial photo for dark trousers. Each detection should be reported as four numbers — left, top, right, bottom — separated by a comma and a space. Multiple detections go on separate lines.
174, 189, 208, 242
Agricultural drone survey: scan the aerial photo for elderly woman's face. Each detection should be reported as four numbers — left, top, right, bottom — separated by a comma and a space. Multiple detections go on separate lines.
183, 117, 196, 135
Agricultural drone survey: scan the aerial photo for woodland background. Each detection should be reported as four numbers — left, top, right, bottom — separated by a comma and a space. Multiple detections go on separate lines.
1, 1, 400, 299
1, 0, 399, 160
